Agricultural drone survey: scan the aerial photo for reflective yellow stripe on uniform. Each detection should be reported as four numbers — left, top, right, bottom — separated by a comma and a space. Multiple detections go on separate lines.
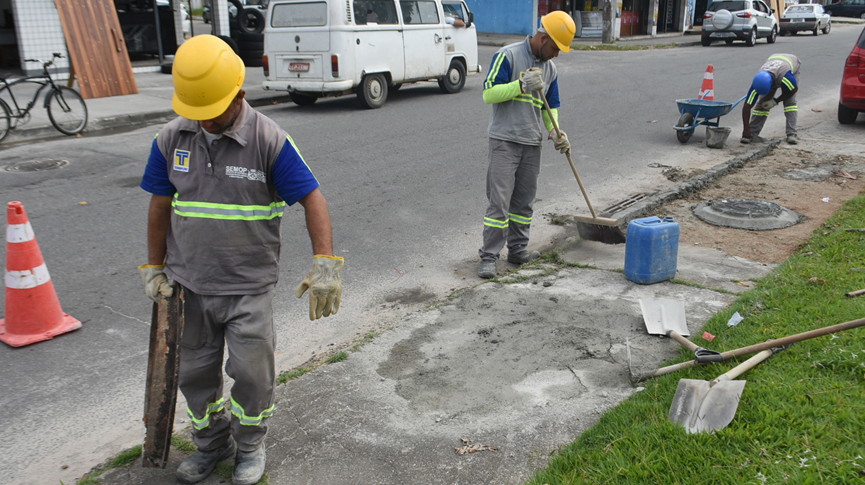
229, 397, 275, 426
747, 89, 759, 105
188, 398, 226, 430
752, 110, 769, 117
484, 216, 509, 229
514, 93, 544, 108
784, 106, 798, 112
781, 77, 795, 91
768, 55, 795, 71
173, 195, 286, 221
508, 213, 532, 225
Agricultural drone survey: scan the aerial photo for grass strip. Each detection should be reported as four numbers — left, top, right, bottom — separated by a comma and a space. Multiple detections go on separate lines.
527, 193, 865, 484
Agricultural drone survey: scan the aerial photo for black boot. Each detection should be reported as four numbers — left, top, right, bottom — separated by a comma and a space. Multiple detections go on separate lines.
233, 443, 266, 485
175, 436, 236, 484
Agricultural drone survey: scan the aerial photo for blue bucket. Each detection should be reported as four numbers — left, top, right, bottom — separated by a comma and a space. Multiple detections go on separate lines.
624, 216, 680, 284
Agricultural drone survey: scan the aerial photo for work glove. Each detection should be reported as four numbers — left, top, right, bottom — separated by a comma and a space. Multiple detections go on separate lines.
761, 98, 778, 111
295, 255, 344, 321
139, 264, 173, 302
521, 67, 544, 94
551, 129, 570, 154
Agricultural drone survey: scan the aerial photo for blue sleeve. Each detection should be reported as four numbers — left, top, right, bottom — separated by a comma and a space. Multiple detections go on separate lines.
546, 76, 561, 109
745, 87, 760, 106
484, 52, 511, 89
272, 135, 320, 206
140, 136, 176, 196
781, 71, 797, 92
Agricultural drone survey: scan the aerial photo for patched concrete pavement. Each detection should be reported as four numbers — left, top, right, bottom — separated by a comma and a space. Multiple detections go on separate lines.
99, 239, 773, 484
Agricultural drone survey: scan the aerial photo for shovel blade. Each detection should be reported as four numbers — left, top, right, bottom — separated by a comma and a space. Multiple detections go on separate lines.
640, 299, 690, 337
669, 379, 747, 434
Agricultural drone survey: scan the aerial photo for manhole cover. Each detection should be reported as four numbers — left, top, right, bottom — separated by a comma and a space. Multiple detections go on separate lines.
4, 159, 69, 172
692, 198, 806, 231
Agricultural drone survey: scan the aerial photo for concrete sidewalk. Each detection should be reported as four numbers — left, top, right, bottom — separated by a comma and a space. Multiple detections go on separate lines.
0, 31, 700, 147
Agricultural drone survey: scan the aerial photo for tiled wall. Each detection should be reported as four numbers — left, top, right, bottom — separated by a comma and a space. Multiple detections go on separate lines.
12, 0, 69, 76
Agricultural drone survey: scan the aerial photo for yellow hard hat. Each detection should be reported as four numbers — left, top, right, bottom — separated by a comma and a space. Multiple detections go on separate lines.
172, 35, 246, 120
540, 11, 576, 53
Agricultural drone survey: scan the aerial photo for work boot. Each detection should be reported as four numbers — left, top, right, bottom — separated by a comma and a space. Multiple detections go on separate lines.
740, 134, 767, 144
786, 134, 799, 145
478, 259, 496, 279
233, 443, 267, 485
507, 248, 541, 265
175, 436, 236, 484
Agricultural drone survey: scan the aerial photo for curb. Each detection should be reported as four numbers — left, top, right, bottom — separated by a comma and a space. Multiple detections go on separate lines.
2, 94, 295, 145
613, 139, 784, 228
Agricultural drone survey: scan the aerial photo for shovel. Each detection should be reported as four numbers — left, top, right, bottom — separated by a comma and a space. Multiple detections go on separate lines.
635, 316, 865, 383
668, 345, 787, 434
639, 299, 723, 362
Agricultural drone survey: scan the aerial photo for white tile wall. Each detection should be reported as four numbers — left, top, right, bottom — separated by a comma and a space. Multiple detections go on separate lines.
11, 0, 69, 76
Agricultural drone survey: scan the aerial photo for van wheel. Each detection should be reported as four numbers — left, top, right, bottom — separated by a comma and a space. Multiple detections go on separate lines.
438, 61, 466, 94
290, 92, 318, 106
357, 73, 388, 109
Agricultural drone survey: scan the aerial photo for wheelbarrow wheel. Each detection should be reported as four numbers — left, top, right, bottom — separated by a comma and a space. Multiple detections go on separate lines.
676, 112, 695, 144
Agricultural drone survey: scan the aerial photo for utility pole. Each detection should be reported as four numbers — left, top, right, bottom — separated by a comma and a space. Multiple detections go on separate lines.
602, 0, 614, 44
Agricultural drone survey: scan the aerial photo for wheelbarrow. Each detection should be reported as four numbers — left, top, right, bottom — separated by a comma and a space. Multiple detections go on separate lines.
674, 95, 747, 144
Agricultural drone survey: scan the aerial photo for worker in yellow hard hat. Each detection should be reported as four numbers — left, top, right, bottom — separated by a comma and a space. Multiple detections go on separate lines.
476, 11, 576, 279
138, 35, 343, 485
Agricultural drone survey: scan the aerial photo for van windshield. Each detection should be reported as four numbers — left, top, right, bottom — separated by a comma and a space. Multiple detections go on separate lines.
271, 2, 327, 27
708, 1, 747, 11
354, 0, 399, 24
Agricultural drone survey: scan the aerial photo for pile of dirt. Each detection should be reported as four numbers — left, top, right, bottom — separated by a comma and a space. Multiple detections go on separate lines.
651, 145, 865, 264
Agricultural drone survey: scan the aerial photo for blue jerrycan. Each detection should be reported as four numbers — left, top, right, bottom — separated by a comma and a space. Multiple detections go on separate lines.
624, 216, 680, 284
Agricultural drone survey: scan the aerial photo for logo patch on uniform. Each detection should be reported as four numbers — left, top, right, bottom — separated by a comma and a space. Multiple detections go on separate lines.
226, 166, 266, 184
173, 149, 190, 172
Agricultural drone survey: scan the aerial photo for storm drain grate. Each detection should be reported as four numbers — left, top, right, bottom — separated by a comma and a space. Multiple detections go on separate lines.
4, 159, 69, 172
693, 198, 806, 231
600, 192, 651, 216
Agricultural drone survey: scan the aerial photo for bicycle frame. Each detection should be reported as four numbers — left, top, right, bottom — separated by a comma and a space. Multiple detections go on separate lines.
0, 61, 64, 127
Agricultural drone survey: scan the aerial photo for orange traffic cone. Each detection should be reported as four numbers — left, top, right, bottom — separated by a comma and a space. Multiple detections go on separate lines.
699, 64, 715, 101
0, 201, 80, 347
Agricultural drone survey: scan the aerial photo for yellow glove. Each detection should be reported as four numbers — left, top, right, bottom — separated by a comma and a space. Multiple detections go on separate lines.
138, 264, 174, 302
295, 255, 344, 321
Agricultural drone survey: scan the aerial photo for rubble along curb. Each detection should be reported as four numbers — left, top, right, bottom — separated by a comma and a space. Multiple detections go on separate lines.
612, 139, 784, 229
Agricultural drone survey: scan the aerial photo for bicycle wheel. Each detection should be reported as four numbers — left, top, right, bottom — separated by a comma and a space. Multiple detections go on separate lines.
46, 87, 87, 135
0, 98, 11, 143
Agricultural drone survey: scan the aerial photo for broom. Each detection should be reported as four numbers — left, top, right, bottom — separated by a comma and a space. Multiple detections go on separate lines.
540, 93, 625, 244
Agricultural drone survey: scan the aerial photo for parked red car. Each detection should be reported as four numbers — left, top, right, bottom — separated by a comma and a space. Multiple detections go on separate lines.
839, 25, 865, 124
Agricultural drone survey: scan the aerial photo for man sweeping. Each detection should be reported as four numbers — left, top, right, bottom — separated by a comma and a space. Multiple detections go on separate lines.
741, 53, 801, 145
477, 11, 576, 279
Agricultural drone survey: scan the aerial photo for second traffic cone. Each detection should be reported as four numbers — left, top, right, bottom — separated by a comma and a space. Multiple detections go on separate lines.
699, 64, 715, 101
0, 201, 80, 347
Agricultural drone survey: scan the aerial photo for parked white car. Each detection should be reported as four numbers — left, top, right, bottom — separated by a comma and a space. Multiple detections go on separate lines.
262, 0, 481, 109
779, 3, 831, 35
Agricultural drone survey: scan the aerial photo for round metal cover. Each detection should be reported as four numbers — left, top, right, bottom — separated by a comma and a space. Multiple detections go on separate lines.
692, 198, 806, 231
5, 159, 69, 172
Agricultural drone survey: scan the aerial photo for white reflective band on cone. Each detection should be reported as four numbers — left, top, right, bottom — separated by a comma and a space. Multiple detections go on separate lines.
5, 264, 51, 289
6, 222, 35, 243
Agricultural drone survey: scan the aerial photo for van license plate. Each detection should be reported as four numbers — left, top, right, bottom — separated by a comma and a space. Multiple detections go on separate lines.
289, 63, 310, 72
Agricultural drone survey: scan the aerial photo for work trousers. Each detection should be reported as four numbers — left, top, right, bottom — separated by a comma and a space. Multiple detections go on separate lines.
178, 287, 276, 452
749, 91, 798, 137
479, 138, 542, 261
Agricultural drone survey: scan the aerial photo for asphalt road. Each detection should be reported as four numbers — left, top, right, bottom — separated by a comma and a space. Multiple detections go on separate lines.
0, 25, 860, 484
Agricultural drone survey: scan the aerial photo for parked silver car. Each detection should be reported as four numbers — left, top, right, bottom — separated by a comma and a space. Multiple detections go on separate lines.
780, 3, 831, 35
702, 0, 778, 46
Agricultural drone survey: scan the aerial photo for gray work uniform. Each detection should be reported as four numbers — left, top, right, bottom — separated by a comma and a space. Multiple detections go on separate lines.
480, 37, 559, 261
143, 101, 314, 452
748, 54, 800, 137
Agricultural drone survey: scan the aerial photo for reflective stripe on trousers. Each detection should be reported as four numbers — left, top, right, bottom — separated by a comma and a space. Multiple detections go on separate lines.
749, 92, 798, 137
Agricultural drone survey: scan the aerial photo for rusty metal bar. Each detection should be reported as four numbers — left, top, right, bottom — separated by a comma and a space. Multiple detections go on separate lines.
142, 286, 184, 468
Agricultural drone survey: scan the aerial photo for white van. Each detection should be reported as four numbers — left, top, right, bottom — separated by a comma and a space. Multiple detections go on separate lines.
261, 0, 481, 108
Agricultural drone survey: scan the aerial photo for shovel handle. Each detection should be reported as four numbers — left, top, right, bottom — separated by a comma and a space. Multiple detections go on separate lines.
709, 349, 773, 386
667, 330, 698, 352
539, 91, 599, 219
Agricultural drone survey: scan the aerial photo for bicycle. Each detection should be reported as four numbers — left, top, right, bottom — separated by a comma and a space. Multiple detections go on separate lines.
0, 53, 88, 143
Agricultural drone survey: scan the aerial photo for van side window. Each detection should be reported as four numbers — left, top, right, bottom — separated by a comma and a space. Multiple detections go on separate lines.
400, 0, 440, 24
354, 0, 399, 25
